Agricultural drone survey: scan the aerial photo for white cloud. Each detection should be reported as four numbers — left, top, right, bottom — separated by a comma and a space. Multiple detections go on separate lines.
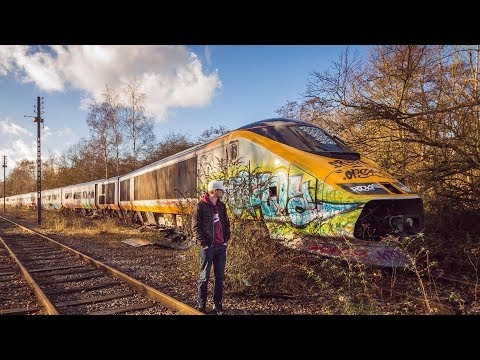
0, 118, 33, 176
0, 118, 74, 177
0, 118, 31, 137
0, 45, 222, 121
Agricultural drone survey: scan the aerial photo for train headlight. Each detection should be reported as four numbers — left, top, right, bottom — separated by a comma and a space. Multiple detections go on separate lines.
389, 216, 404, 232
405, 217, 413, 229
389, 216, 414, 233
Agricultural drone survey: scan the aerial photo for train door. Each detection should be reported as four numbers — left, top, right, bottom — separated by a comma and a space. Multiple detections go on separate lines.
87, 185, 94, 209
94, 184, 98, 208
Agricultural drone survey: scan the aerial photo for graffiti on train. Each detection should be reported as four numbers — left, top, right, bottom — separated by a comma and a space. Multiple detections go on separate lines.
227, 169, 359, 228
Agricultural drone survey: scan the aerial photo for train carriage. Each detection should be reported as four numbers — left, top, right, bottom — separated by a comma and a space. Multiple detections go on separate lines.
118, 147, 199, 228
2, 118, 425, 267
62, 180, 97, 214
41, 187, 62, 210
17, 192, 36, 209
0, 195, 17, 208
96, 176, 121, 216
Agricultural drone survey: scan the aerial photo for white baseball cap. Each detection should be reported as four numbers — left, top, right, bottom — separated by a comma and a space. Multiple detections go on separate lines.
207, 180, 226, 191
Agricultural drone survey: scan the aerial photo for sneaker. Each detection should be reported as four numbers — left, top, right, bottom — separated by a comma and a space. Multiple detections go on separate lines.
214, 305, 225, 315
196, 305, 206, 313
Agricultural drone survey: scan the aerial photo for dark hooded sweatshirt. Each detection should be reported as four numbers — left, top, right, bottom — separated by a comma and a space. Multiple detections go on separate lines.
192, 192, 231, 248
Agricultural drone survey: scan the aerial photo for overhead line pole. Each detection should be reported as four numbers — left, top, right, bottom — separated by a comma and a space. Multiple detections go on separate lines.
2, 156, 6, 214
35, 97, 43, 225
25, 97, 44, 225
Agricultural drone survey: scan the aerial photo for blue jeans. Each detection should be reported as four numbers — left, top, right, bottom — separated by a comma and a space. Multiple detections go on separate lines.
197, 245, 227, 308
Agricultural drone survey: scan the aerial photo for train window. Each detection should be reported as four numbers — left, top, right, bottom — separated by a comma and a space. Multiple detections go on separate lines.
120, 180, 130, 201
83, 191, 87, 199
297, 126, 336, 145
248, 124, 357, 156
88, 190, 94, 198
229, 141, 238, 160
134, 157, 197, 200
394, 181, 411, 193
106, 183, 115, 203
290, 126, 349, 152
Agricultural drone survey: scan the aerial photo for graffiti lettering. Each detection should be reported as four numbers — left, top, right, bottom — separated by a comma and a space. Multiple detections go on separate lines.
227, 166, 366, 236
350, 183, 383, 193
228, 169, 320, 227
261, 170, 287, 218
305, 243, 369, 259
343, 168, 381, 180
375, 249, 406, 264
287, 175, 317, 227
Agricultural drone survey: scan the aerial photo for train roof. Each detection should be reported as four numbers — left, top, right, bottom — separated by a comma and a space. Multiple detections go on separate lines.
121, 118, 335, 178
236, 118, 308, 130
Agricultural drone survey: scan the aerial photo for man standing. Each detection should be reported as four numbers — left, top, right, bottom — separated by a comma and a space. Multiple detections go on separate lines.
192, 179, 231, 315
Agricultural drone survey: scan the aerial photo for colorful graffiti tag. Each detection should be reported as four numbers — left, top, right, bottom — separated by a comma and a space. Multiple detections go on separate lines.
227, 168, 362, 231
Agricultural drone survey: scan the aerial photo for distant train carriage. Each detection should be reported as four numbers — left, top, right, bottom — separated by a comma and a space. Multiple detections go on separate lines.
118, 147, 198, 229
17, 192, 36, 209
0, 195, 16, 208
41, 188, 62, 210
96, 177, 120, 216
62, 180, 97, 214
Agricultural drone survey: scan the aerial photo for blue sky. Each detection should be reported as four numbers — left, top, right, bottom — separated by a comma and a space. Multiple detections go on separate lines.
0, 45, 367, 176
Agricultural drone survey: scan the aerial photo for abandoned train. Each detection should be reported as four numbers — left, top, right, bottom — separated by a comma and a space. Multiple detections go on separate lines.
1, 118, 425, 266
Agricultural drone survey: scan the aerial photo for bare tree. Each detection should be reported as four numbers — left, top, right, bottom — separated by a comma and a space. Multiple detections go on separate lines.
42, 152, 59, 190
85, 84, 125, 178
6, 159, 35, 195
147, 131, 194, 163
196, 125, 229, 144
122, 80, 156, 164
87, 101, 111, 179
102, 84, 123, 175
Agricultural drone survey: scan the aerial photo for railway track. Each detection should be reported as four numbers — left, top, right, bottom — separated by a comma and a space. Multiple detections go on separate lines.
0, 215, 202, 315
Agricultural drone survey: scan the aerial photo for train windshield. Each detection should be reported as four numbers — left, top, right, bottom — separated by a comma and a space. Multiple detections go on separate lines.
248, 124, 358, 157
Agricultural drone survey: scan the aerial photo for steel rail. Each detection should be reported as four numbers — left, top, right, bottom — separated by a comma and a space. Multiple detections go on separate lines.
0, 236, 58, 314
0, 215, 202, 315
